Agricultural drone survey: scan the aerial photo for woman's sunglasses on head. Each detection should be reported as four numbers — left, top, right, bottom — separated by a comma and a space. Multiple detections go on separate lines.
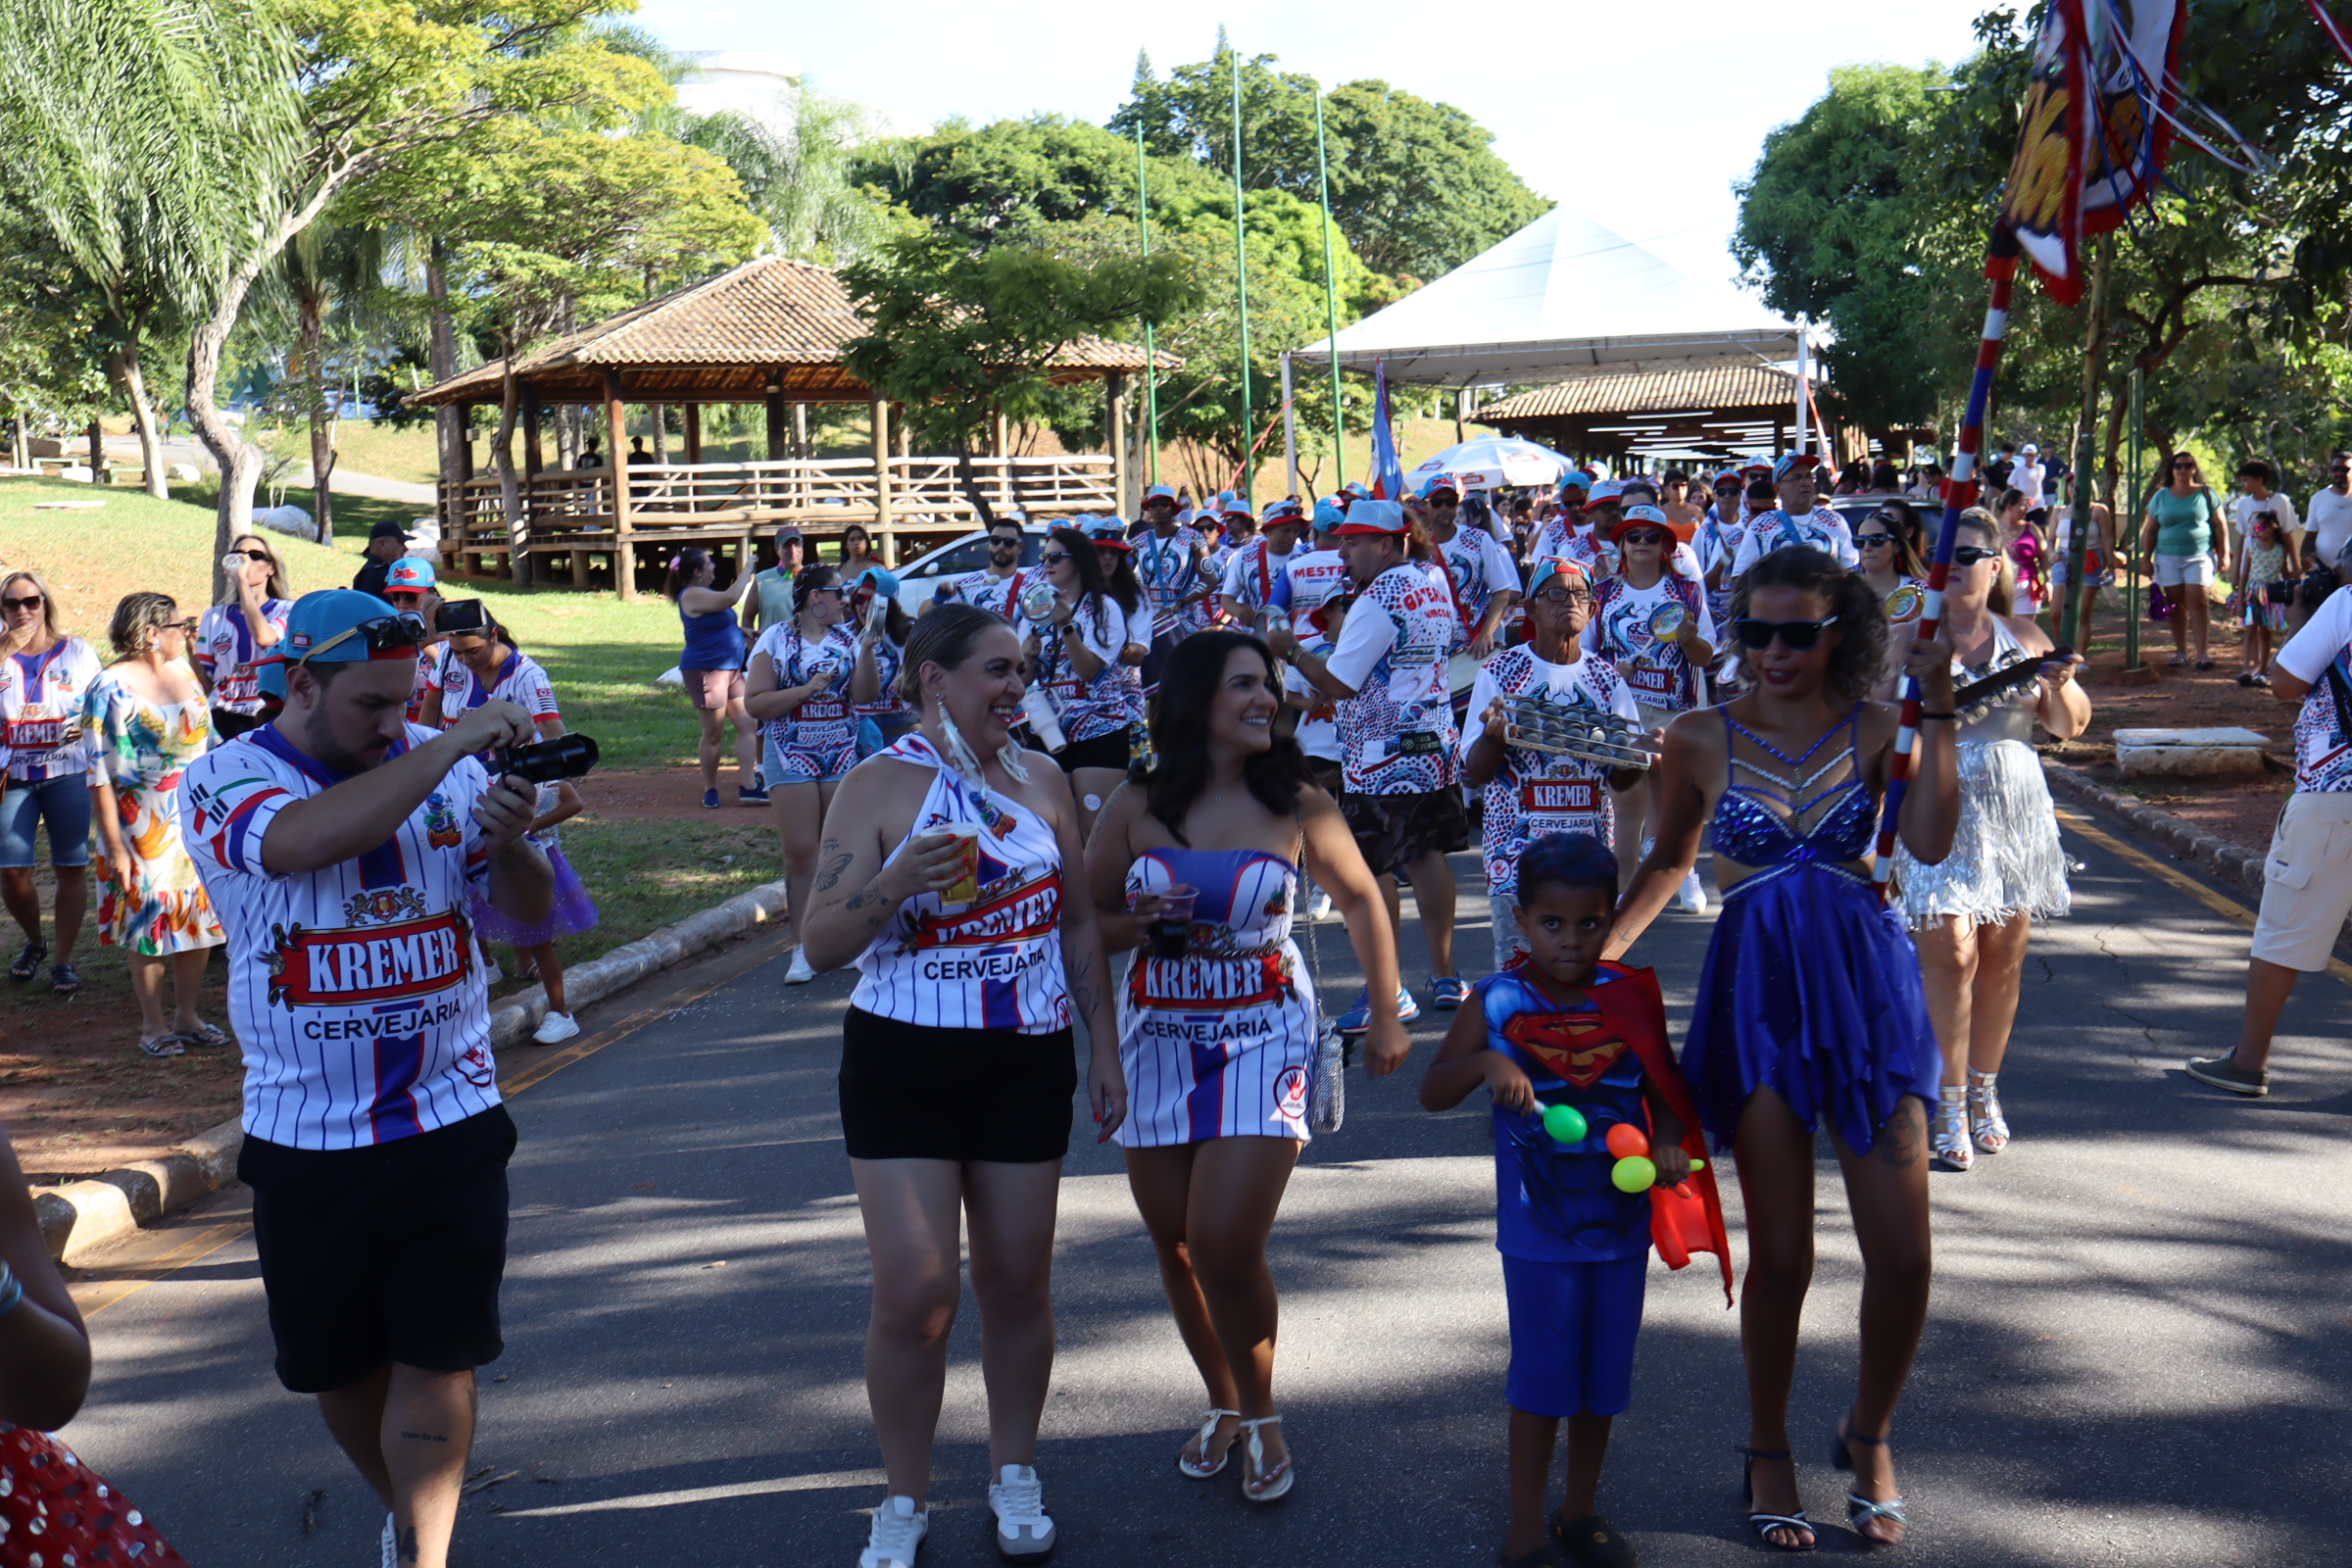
1733, 613, 1839, 651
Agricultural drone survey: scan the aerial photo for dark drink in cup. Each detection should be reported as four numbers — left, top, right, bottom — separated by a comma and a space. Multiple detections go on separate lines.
1149, 884, 1198, 960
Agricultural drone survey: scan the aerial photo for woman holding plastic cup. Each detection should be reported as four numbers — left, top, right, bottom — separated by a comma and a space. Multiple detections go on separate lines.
800, 604, 1124, 1568
746, 563, 859, 985
1086, 630, 1409, 1502
847, 567, 915, 756
1023, 526, 1142, 837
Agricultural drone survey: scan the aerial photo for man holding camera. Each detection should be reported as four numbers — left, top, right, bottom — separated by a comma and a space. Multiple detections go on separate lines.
182, 590, 553, 1568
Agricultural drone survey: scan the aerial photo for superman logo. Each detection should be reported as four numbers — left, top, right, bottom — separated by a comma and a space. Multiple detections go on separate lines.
1501, 1010, 1628, 1088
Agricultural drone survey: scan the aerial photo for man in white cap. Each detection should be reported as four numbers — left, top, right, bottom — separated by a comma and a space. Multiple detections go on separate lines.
1419, 474, 1523, 659
1270, 499, 1467, 1027
2013, 442, 2047, 505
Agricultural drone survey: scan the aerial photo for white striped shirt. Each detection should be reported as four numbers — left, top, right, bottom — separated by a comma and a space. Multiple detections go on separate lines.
181, 723, 502, 1150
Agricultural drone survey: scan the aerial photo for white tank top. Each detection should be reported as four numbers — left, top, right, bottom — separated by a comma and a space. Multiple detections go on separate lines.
850, 733, 1073, 1034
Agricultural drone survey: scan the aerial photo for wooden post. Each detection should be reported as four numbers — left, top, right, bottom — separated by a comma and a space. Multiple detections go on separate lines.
519, 390, 543, 587
792, 402, 808, 459
991, 408, 1010, 514
606, 368, 635, 603
86, 419, 104, 483
871, 399, 894, 561
684, 403, 702, 466
1106, 372, 1128, 516
765, 385, 788, 460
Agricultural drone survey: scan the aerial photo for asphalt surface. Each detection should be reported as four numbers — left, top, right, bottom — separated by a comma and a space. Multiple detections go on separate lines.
59, 817, 2352, 1567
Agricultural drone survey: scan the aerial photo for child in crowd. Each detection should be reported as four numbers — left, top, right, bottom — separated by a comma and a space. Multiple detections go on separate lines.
2236, 509, 2292, 687
1420, 832, 1728, 1568
472, 772, 599, 1044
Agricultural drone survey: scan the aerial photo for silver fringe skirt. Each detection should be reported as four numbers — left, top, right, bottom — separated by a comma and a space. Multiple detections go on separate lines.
1893, 739, 2071, 929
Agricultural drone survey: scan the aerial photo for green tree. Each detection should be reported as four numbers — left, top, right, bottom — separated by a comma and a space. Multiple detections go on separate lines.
857, 115, 1225, 242
842, 224, 1201, 523
1111, 39, 1547, 280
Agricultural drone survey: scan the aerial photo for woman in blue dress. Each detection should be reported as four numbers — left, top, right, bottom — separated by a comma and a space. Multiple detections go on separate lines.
1610, 546, 1960, 1550
1085, 630, 1407, 1503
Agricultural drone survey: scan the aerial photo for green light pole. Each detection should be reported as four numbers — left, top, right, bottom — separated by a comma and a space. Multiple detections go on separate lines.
1230, 42, 1252, 507
1134, 120, 1160, 487
1313, 85, 1345, 489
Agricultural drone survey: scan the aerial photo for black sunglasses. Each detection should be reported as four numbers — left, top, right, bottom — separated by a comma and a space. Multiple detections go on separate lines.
1733, 613, 1840, 651
235, 549, 274, 563
293, 612, 427, 666
989, 535, 1021, 547
1040, 551, 1072, 565
1854, 532, 1896, 547
1952, 545, 2001, 566
2, 595, 41, 612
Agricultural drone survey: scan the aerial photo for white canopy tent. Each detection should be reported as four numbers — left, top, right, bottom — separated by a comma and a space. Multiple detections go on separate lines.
1283, 207, 1808, 491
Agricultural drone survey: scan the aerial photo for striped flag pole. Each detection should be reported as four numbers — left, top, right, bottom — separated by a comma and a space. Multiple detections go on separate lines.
1872, 235, 2019, 898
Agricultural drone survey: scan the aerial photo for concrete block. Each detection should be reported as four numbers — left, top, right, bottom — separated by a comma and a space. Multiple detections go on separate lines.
50, 1179, 139, 1266
175, 1121, 243, 1187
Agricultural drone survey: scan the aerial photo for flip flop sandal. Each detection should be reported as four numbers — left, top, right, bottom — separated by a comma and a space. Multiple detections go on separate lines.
176, 1021, 230, 1047
49, 962, 81, 997
1239, 1415, 1294, 1502
8, 942, 46, 983
1175, 1408, 1241, 1479
136, 1035, 187, 1058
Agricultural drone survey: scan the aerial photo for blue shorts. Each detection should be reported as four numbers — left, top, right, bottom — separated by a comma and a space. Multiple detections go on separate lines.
0, 774, 92, 870
763, 731, 858, 786
1501, 1251, 1647, 1417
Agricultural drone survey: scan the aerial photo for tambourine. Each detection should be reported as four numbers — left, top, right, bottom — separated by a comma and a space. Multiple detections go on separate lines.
1647, 602, 1688, 641
1504, 692, 1655, 769
1884, 583, 1925, 621
1018, 583, 1060, 623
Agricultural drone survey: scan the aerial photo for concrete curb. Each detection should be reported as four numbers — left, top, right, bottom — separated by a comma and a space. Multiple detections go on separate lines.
33, 878, 792, 1266
2040, 757, 2267, 894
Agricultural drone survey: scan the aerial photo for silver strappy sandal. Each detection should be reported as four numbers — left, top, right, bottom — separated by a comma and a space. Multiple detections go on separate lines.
1175, 1408, 1240, 1479
1239, 1414, 1293, 1502
1968, 1067, 2010, 1153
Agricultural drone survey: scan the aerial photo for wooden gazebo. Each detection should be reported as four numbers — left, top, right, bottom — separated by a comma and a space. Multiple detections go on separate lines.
1472, 363, 1829, 469
410, 257, 1174, 599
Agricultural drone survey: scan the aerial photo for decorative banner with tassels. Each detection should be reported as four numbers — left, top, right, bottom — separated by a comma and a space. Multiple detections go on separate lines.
1368, 358, 1405, 501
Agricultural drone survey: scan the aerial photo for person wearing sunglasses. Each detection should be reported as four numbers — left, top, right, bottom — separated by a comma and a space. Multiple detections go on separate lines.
1020, 529, 1140, 841
1727, 453, 1859, 582
1609, 546, 1959, 1551
1891, 510, 2088, 1177
746, 564, 860, 985
846, 566, 916, 757
1419, 476, 1524, 661
180, 588, 553, 1568
1852, 513, 1930, 690
1217, 499, 1314, 633
381, 556, 448, 724
0, 570, 105, 996
81, 592, 227, 1056
196, 533, 291, 741
1696, 471, 1751, 618
2139, 450, 2230, 667
1590, 508, 1718, 912
1460, 559, 1650, 970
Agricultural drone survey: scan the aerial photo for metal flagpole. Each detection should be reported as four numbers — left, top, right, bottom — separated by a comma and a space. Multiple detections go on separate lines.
1313, 86, 1346, 489
1281, 351, 1298, 495
1134, 121, 1160, 488
1230, 44, 1253, 508
2061, 236, 2110, 651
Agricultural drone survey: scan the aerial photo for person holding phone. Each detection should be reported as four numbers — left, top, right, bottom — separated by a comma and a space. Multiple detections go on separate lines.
182, 589, 554, 1568
196, 533, 292, 740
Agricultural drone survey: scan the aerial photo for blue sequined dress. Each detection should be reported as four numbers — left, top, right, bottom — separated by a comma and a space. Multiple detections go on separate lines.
1681, 706, 1941, 1155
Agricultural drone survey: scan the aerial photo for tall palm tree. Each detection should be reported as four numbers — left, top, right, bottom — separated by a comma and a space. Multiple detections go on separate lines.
278, 219, 387, 543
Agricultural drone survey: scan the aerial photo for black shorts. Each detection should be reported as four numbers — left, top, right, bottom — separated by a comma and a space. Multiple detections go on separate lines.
238, 1105, 516, 1394
1055, 731, 1132, 774
1342, 786, 1470, 876
840, 1006, 1075, 1163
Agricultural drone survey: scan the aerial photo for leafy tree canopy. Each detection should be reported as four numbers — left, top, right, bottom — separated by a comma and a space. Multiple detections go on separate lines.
856, 115, 1225, 242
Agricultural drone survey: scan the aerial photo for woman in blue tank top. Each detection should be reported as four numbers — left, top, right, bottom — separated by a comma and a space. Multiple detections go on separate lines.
1609, 547, 1961, 1551
664, 548, 763, 809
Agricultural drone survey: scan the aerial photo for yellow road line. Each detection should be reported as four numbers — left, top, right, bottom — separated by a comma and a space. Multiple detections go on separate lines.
2054, 808, 2352, 990
78, 929, 793, 1317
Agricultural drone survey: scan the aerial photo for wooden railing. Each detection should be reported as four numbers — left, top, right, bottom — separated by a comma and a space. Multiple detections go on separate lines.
435, 452, 1119, 597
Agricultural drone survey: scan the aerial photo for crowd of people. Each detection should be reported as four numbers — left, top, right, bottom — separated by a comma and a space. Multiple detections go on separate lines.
0, 437, 2345, 1568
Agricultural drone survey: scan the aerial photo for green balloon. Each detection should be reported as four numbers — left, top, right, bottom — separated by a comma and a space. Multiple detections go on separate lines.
1611, 1155, 1658, 1194
1541, 1102, 1589, 1145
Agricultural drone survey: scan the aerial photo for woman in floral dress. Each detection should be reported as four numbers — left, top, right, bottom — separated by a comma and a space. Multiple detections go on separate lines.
84, 593, 226, 1057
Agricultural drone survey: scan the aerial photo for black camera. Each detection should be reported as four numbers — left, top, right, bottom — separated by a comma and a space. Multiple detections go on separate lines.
493, 733, 599, 784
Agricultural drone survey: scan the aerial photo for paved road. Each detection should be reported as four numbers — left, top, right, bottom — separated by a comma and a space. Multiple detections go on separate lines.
81, 432, 438, 506
59, 818, 2352, 1566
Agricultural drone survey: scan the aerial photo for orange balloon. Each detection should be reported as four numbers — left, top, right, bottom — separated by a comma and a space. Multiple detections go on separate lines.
1604, 1123, 1649, 1159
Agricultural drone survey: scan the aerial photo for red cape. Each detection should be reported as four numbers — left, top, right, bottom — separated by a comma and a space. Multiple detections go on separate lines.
1589, 959, 1736, 1305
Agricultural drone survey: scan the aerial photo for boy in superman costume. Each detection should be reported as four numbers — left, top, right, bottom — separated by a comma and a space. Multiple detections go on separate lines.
1421, 833, 1730, 1568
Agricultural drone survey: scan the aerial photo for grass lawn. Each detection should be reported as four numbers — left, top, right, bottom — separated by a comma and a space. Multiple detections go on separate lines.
258, 418, 442, 485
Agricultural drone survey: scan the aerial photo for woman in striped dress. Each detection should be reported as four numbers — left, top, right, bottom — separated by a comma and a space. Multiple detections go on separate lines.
1087, 630, 1406, 1502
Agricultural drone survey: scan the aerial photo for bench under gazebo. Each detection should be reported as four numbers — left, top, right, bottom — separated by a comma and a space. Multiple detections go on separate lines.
410, 257, 1170, 600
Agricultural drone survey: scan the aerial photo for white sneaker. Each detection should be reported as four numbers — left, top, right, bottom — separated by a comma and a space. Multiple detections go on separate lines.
860, 1494, 928, 1568
481, 959, 504, 986
532, 1010, 581, 1045
1677, 869, 1708, 915
988, 1463, 1055, 1561
380, 1512, 396, 1568
785, 947, 816, 985
1306, 891, 1334, 922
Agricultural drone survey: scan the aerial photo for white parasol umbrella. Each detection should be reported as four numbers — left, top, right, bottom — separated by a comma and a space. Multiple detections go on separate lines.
1407, 434, 1581, 491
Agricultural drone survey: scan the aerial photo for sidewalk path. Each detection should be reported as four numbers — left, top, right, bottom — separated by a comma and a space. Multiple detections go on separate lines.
58, 822, 2352, 1565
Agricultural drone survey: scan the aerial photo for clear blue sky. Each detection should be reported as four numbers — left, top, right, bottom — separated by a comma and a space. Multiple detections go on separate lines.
636, 0, 1995, 288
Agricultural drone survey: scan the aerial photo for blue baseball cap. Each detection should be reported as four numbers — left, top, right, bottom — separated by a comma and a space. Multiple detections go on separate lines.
855, 565, 901, 597
1312, 498, 1348, 531
384, 557, 437, 593
257, 589, 420, 698
1526, 557, 1592, 597
1416, 473, 1461, 500
1773, 452, 1822, 482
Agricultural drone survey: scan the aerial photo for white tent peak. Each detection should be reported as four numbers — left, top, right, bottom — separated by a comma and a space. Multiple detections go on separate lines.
1296, 206, 1798, 386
